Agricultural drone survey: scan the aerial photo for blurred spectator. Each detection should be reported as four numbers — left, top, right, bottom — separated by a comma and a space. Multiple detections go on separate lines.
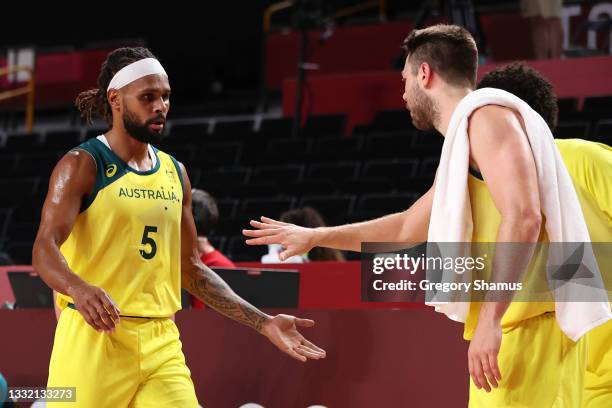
191, 189, 235, 309
521, 0, 563, 59
262, 207, 345, 263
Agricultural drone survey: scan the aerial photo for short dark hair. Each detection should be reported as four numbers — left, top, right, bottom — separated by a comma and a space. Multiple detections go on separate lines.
477, 62, 558, 132
402, 24, 478, 88
191, 189, 219, 237
75, 47, 156, 125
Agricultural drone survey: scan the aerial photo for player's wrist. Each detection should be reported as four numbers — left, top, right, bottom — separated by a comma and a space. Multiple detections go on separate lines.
310, 226, 326, 248
257, 314, 274, 335
65, 277, 88, 298
478, 302, 505, 324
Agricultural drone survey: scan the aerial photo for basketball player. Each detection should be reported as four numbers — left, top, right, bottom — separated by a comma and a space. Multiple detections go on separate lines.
33, 47, 325, 407
243, 25, 610, 406
477, 62, 612, 408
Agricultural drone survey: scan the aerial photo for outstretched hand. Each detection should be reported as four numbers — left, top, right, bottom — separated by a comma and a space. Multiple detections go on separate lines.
260, 314, 326, 362
243, 216, 316, 261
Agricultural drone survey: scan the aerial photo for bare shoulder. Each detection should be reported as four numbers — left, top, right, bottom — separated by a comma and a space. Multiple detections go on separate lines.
470, 104, 518, 127
48, 149, 96, 196
468, 104, 523, 142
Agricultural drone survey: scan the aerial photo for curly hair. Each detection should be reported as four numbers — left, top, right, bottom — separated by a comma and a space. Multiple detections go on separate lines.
477, 62, 558, 132
75, 47, 156, 125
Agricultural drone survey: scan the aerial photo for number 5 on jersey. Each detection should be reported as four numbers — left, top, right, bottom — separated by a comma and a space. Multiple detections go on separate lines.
140, 226, 158, 259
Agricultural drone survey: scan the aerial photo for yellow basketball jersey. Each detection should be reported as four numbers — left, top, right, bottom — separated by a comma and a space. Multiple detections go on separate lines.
463, 138, 612, 339
57, 137, 184, 317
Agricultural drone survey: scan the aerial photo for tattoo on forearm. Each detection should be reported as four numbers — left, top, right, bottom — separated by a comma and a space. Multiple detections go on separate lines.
185, 257, 269, 331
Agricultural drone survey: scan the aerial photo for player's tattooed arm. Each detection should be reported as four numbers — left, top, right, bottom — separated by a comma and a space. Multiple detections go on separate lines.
178, 162, 325, 363
181, 255, 271, 332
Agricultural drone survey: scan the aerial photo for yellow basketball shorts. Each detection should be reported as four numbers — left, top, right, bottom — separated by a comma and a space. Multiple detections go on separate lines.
47, 307, 199, 408
583, 319, 612, 407
469, 312, 586, 408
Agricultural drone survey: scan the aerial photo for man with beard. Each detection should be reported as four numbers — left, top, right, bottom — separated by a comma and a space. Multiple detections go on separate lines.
33, 47, 325, 408
243, 26, 611, 406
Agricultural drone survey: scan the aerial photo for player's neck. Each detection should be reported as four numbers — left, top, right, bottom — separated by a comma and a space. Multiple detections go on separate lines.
105, 127, 151, 169
434, 87, 472, 136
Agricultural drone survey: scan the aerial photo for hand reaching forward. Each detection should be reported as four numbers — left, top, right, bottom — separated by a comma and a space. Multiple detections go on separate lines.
260, 314, 326, 362
243, 216, 316, 261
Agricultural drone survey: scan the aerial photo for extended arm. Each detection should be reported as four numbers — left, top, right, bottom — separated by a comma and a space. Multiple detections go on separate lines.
243, 185, 435, 259
178, 163, 325, 362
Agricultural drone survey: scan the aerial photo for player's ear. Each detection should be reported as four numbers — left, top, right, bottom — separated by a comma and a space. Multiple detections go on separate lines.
419, 62, 433, 88
107, 89, 121, 112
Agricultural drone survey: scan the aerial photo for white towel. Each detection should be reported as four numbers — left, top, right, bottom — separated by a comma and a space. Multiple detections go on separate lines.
426, 87, 611, 341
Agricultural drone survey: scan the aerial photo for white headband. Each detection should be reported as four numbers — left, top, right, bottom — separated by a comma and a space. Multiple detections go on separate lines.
107, 58, 167, 92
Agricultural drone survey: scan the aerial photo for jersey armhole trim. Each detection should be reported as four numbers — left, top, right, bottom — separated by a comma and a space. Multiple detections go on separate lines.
168, 154, 185, 193
69, 146, 100, 213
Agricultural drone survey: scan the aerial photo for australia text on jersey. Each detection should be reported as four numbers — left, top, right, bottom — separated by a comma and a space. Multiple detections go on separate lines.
118, 187, 179, 202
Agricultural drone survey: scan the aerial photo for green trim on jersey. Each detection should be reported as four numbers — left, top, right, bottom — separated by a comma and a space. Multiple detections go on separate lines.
167, 152, 185, 191
73, 138, 130, 212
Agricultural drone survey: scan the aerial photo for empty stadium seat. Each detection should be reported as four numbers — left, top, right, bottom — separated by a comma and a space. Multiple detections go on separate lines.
196, 168, 252, 198
281, 179, 337, 196
43, 130, 82, 151
3, 132, 43, 153
6, 241, 34, 264
582, 95, 612, 116
7, 222, 38, 242
338, 178, 395, 195
226, 235, 266, 262
214, 120, 254, 137
251, 165, 304, 184
264, 139, 312, 164
298, 195, 356, 225
164, 144, 197, 164
593, 119, 612, 144
13, 153, 60, 177
216, 198, 240, 220
371, 109, 414, 132
302, 113, 347, 137
419, 157, 439, 176
240, 197, 296, 219
307, 161, 360, 182
557, 98, 579, 120
259, 117, 293, 139
365, 132, 415, 159
0, 208, 12, 244
169, 122, 209, 144
362, 159, 419, 184
555, 121, 590, 139
197, 142, 243, 168
312, 135, 363, 161
0, 178, 40, 206
355, 192, 419, 219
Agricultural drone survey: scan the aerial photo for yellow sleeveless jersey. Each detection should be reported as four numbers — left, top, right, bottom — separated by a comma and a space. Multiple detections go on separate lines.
57, 137, 184, 317
463, 138, 612, 339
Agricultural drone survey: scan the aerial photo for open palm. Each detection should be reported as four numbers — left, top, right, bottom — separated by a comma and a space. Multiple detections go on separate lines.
261, 314, 326, 362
